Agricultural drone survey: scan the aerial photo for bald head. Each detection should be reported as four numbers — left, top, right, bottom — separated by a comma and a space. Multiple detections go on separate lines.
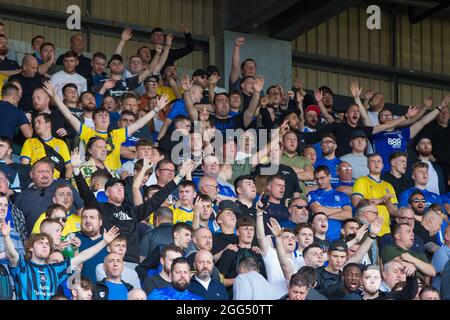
193, 228, 213, 251
422, 210, 443, 235
103, 252, 124, 279
22, 54, 39, 78
396, 207, 415, 227
194, 250, 214, 281
127, 288, 147, 300
198, 176, 218, 195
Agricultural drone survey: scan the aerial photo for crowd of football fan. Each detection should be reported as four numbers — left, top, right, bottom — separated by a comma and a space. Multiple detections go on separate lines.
0, 21, 449, 300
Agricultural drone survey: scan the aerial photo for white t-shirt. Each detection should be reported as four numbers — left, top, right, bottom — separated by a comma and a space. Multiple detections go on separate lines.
262, 245, 289, 299
422, 159, 440, 195
50, 71, 87, 100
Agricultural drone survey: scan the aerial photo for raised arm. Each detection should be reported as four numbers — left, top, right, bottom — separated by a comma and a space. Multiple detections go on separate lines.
152, 34, 173, 75
372, 106, 421, 135
181, 74, 199, 122
38, 52, 56, 76
409, 104, 443, 138
132, 158, 152, 206
350, 81, 371, 126
71, 148, 99, 206
115, 27, 133, 56
267, 217, 296, 281
347, 218, 382, 264
0, 221, 20, 267
43, 81, 82, 133
255, 196, 270, 256
243, 75, 264, 128
192, 197, 203, 231
128, 94, 169, 136
229, 37, 245, 84
314, 89, 335, 124
208, 73, 220, 104
72, 226, 120, 266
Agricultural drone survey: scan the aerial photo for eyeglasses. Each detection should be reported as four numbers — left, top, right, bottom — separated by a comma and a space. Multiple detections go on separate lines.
339, 167, 352, 170
205, 184, 219, 190
291, 205, 307, 210
365, 210, 378, 215
411, 199, 426, 204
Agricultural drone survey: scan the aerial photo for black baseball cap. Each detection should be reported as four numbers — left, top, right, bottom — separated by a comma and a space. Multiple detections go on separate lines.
351, 130, 367, 139
328, 240, 348, 253
108, 54, 123, 67
105, 178, 125, 190
216, 200, 241, 220
193, 69, 208, 78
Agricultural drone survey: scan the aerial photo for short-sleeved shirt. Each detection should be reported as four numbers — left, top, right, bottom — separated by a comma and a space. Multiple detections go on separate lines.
9, 255, 71, 300
9, 72, 44, 112
352, 175, 398, 236
0, 56, 20, 70
399, 187, 444, 210
20, 137, 71, 178
77, 232, 108, 284
230, 157, 253, 185
307, 188, 352, 241
156, 85, 177, 102
0, 101, 29, 139
102, 76, 139, 99
49, 71, 87, 100
372, 127, 411, 173
170, 204, 193, 224
315, 156, 342, 187
211, 114, 245, 137
79, 124, 128, 171
166, 99, 189, 121
105, 281, 130, 300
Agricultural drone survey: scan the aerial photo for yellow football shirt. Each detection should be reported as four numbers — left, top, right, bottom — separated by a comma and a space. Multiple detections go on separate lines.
79, 124, 127, 171
20, 137, 71, 179
32, 212, 81, 236
170, 204, 194, 224
352, 175, 398, 237
157, 85, 177, 102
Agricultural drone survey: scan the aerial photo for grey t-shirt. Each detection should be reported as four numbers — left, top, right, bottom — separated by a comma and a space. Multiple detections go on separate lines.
340, 153, 369, 180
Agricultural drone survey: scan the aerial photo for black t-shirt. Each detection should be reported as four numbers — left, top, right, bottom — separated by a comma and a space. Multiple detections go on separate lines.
332, 122, 374, 157
0, 56, 19, 70
235, 200, 257, 220
212, 232, 238, 255
142, 274, 171, 295
422, 121, 450, 166
100, 76, 139, 100
9, 73, 44, 112
253, 163, 301, 203
413, 222, 438, 261
381, 172, 413, 198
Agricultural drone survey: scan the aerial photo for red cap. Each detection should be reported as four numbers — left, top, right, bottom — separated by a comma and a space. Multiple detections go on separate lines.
305, 105, 321, 116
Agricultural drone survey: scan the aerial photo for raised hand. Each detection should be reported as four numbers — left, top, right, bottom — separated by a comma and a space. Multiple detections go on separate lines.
178, 159, 195, 178
267, 217, 283, 238
255, 193, 266, 213
295, 91, 304, 104
350, 81, 362, 100
199, 105, 209, 122
235, 37, 245, 47
155, 94, 169, 112
166, 33, 174, 47
193, 197, 204, 216
70, 236, 81, 250
155, 44, 163, 55
181, 74, 193, 91
364, 90, 374, 102
103, 226, 120, 244
179, 24, 189, 34
102, 80, 116, 90
253, 75, 265, 93
314, 89, 323, 103
0, 220, 11, 238
121, 27, 133, 41
142, 157, 152, 171
369, 216, 383, 236
43, 81, 57, 97
56, 128, 68, 138
406, 105, 421, 119
70, 148, 82, 169
354, 224, 368, 243
294, 79, 303, 90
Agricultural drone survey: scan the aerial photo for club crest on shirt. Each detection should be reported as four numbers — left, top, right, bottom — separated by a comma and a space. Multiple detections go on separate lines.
39, 273, 47, 282
335, 195, 340, 202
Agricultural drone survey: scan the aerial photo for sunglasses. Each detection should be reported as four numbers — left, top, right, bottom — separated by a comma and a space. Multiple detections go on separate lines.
54, 216, 67, 223
291, 205, 307, 210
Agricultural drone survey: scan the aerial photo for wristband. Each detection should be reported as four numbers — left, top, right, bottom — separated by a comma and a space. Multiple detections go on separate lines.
436, 106, 442, 112
368, 234, 377, 239
404, 114, 409, 120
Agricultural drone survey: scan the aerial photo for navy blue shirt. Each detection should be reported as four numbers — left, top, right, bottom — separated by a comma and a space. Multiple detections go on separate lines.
9, 72, 44, 112
77, 232, 108, 283
0, 101, 29, 139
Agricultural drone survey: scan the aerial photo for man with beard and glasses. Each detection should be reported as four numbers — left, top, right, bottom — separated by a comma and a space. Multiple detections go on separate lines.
187, 250, 228, 300
314, 133, 341, 187
148, 257, 203, 300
